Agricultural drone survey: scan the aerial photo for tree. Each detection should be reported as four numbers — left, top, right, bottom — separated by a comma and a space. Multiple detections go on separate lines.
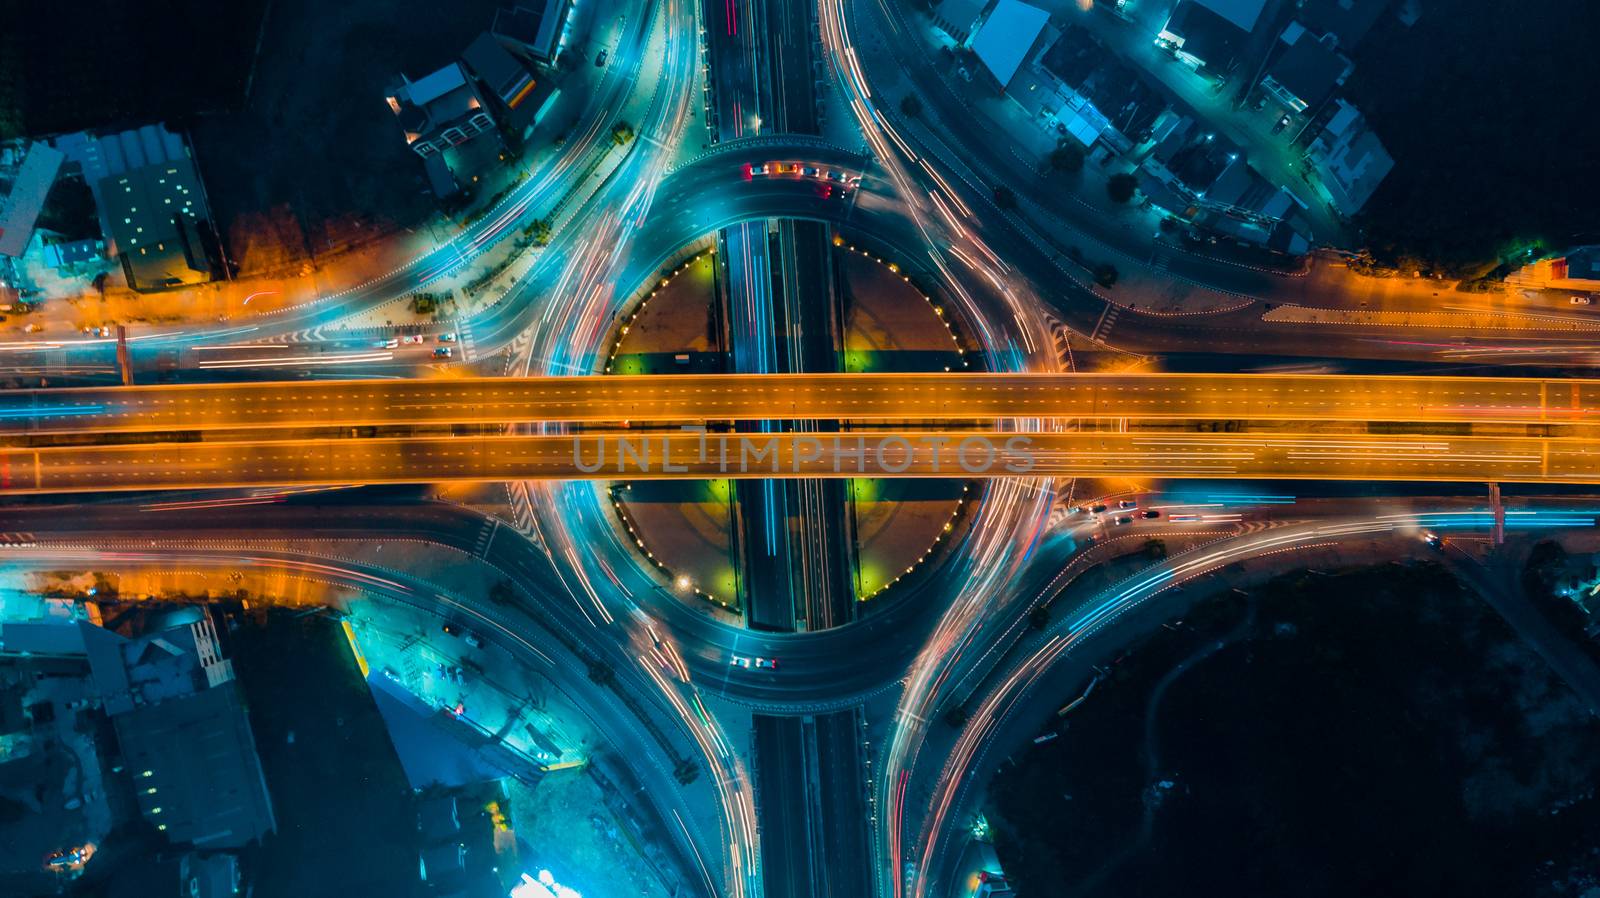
1048, 143, 1084, 174
1028, 604, 1051, 630
1093, 264, 1118, 288
1106, 172, 1139, 204
944, 704, 970, 728
487, 580, 517, 606
900, 94, 923, 118
993, 185, 1017, 210
584, 655, 615, 686
611, 121, 635, 146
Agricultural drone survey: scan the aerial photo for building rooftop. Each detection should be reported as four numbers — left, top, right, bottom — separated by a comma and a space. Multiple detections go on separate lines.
1193, 0, 1269, 32
464, 32, 536, 108
82, 613, 275, 849
1264, 24, 1352, 111
1309, 99, 1394, 214
98, 154, 213, 291
0, 142, 65, 258
1040, 26, 1168, 145
970, 0, 1050, 89
1564, 247, 1600, 282
934, 0, 990, 41
1297, 0, 1391, 49
492, 0, 568, 62
1163, 0, 1262, 71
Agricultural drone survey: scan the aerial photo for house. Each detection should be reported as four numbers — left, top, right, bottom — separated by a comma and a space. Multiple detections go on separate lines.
933, 0, 989, 43
385, 62, 501, 198
1307, 99, 1394, 214
0, 142, 65, 258
82, 610, 276, 849
1517, 246, 1600, 291
1038, 25, 1169, 155
968, 0, 1051, 91
1295, 0, 1392, 50
1553, 248, 1600, 287
1259, 22, 1352, 114
1158, 0, 1270, 73
492, 0, 572, 64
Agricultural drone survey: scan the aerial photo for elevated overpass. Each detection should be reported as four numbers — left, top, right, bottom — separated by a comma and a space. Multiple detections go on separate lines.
2, 429, 1597, 493
1, 372, 1599, 434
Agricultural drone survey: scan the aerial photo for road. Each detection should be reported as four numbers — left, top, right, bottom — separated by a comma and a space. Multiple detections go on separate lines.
3, 429, 1599, 493
2, 372, 1598, 435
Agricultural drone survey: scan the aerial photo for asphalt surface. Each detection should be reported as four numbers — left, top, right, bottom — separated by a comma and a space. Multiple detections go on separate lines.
3, 372, 1598, 434
6, 429, 1599, 493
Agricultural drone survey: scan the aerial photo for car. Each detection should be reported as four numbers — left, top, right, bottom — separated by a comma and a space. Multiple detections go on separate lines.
432, 346, 453, 358
437, 332, 457, 342
1117, 499, 1138, 509
801, 166, 820, 177
442, 622, 461, 637
1272, 113, 1291, 135
1423, 531, 1443, 549
1571, 296, 1592, 305
378, 338, 400, 349
464, 631, 484, 649
750, 163, 769, 176
1090, 504, 1108, 514
1113, 515, 1134, 526
730, 655, 778, 669
402, 334, 425, 344
1141, 509, 1162, 519
595, 49, 608, 67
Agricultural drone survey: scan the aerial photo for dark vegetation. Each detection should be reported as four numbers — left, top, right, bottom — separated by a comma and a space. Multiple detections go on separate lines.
988, 563, 1600, 897
1345, 1, 1600, 276
0, 0, 271, 138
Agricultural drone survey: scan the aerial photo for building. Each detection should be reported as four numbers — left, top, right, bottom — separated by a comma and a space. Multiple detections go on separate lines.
1158, 0, 1270, 73
0, 142, 65, 258
1307, 99, 1394, 214
491, 0, 572, 64
386, 62, 501, 198
933, 0, 989, 43
462, 32, 554, 137
179, 852, 242, 898
82, 610, 276, 849
1139, 119, 1311, 252
40, 235, 104, 270
1038, 25, 1169, 155
1259, 22, 1352, 114
968, 0, 1051, 91
1295, 0, 1392, 49
1516, 246, 1600, 291
387, 63, 499, 161
48, 125, 218, 292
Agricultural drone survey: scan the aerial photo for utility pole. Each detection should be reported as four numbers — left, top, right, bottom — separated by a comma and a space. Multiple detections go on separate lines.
1489, 482, 1504, 545
115, 324, 133, 386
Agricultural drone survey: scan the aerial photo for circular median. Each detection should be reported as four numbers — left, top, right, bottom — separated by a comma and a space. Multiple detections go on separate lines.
603, 236, 979, 621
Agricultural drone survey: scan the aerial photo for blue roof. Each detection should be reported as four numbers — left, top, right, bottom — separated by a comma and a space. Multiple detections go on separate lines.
971, 0, 1050, 88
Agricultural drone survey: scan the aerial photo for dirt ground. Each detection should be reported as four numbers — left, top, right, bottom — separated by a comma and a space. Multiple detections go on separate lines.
190, 0, 508, 276
506, 771, 673, 898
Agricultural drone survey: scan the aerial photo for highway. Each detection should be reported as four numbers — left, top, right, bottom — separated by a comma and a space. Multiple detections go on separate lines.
2, 372, 1600, 434
2, 429, 1598, 493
